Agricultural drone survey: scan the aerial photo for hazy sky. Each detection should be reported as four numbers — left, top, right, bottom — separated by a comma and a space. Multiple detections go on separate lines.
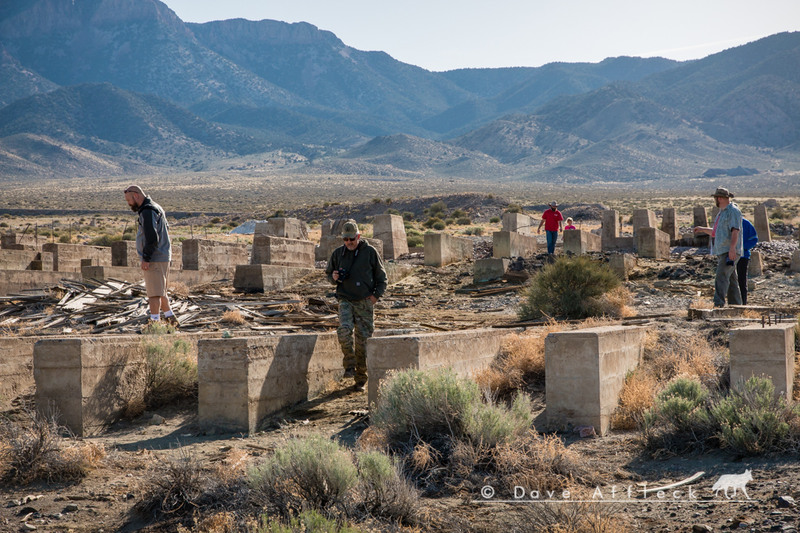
163, 0, 800, 72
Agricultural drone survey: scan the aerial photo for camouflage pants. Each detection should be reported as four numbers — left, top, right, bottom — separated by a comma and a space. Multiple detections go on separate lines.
337, 298, 374, 383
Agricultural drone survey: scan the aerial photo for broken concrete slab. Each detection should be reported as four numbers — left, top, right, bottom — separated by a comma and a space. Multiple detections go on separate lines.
424, 233, 473, 267
608, 253, 636, 281
366, 328, 513, 406
256, 217, 309, 240
545, 325, 646, 436
197, 333, 342, 434
0, 270, 82, 296
748, 251, 763, 277
730, 323, 795, 398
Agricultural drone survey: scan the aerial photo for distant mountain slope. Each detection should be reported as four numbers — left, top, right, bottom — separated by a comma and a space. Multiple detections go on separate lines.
188, 18, 471, 128
0, 83, 270, 168
0, 0, 301, 109
0, 45, 58, 108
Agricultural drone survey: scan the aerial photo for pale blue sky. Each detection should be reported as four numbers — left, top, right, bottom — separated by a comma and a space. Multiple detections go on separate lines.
162, 0, 800, 71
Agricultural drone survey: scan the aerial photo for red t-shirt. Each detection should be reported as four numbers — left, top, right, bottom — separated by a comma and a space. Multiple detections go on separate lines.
541, 209, 563, 232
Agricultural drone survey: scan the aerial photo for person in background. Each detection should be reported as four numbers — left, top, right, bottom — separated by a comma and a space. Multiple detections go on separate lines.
693, 187, 743, 307
537, 201, 564, 254
564, 217, 576, 231
124, 185, 178, 327
737, 218, 758, 305
326, 220, 387, 391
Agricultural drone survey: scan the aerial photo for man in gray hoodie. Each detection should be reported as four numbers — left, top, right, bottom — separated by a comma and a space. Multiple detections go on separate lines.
124, 185, 178, 327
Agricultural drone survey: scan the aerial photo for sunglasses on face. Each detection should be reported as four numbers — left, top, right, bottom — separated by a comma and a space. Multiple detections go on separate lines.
343, 237, 356, 242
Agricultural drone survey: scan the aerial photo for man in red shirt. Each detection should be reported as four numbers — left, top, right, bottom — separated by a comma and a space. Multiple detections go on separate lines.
537, 201, 564, 255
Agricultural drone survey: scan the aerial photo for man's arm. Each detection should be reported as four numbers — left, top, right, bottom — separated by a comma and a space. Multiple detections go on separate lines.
370, 250, 387, 303
537, 218, 544, 233
693, 226, 713, 236
729, 228, 740, 261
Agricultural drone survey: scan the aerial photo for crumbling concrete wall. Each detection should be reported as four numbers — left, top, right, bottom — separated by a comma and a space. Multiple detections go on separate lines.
0, 336, 42, 408
251, 235, 315, 268
373, 214, 409, 260
0, 271, 82, 296
502, 212, 534, 235
42, 243, 111, 272
493, 231, 537, 258
257, 217, 309, 240
563, 229, 601, 255
197, 333, 342, 434
366, 328, 512, 406
424, 233, 472, 267
0, 249, 50, 271
182, 239, 248, 272
730, 323, 795, 398
545, 325, 646, 436
601, 210, 634, 251
111, 241, 138, 267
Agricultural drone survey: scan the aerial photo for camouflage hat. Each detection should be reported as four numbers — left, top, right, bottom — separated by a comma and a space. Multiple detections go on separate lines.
341, 220, 359, 239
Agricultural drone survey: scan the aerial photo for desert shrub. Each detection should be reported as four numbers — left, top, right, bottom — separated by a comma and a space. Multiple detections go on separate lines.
444, 218, 455, 225
432, 221, 446, 230
135, 447, 209, 518
406, 235, 423, 248
253, 510, 361, 533
354, 451, 419, 523
641, 377, 713, 453
489, 216, 501, 223
505, 204, 522, 213
462, 226, 483, 236
129, 333, 196, 414
248, 435, 358, 516
0, 407, 103, 485
508, 501, 627, 533
210, 217, 222, 224
517, 256, 620, 320
422, 217, 443, 229
451, 209, 466, 218
58, 234, 73, 243
456, 217, 472, 225
402, 211, 415, 221
372, 368, 532, 448
385, 208, 400, 215
428, 201, 447, 215
709, 376, 800, 455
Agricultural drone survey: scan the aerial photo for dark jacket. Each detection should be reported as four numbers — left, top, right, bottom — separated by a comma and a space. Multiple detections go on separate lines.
136, 197, 171, 263
326, 240, 387, 301
741, 218, 758, 259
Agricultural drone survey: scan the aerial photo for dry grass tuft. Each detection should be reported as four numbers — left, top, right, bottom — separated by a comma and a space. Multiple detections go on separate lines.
644, 331, 721, 382
169, 281, 190, 299
688, 297, 714, 309
409, 441, 439, 473
221, 309, 246, 325
595, 285, 636, 318
356, 426, 389, 452
476, 324, 563, 395
211, 448, 250, 484
611, 371, 659, 430
508, 501, 628, 533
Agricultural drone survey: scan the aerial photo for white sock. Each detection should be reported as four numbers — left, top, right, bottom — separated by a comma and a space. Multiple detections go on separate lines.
150, 314, 160, 321
164, 310, 174, 318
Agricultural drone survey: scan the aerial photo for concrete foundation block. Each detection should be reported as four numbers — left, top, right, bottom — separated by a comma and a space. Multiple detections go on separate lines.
748, 251, 763, 277
111, 241, 138, 267
34, 336, 147, 437
754, 204, 772, 243
730, 323, 795, 398
545, 326, 647, 435
0, 336, 42, 408
601, 210, 620, 243
260, 217, 309, 240
636, 227, 671, 259
251, 235, 315, 268
424, 233, 473, 266
234, 264, 314, 292
661, 208, 679, 241
493, 231, 537, 258
366, 328, 513, 406
182, 239, 249, 271
197, 333, 342, 433
632, 209, 657, 238
474, 258, 510, 283
563, 229, 601, 255
373, 214, 409, 260
502, 212, 534, 235
608, 253, 636, 281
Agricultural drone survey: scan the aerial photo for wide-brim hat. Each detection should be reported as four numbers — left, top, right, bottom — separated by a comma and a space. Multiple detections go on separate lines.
549, 201, 559, 207
341, 220, 359, 239
711, 187, 734, 198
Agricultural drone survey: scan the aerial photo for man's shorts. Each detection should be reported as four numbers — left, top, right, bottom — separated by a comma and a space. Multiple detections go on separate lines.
143, 261, 170, 298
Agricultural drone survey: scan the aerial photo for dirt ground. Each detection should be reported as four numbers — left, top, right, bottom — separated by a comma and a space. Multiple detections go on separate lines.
3, 236, 800, 532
